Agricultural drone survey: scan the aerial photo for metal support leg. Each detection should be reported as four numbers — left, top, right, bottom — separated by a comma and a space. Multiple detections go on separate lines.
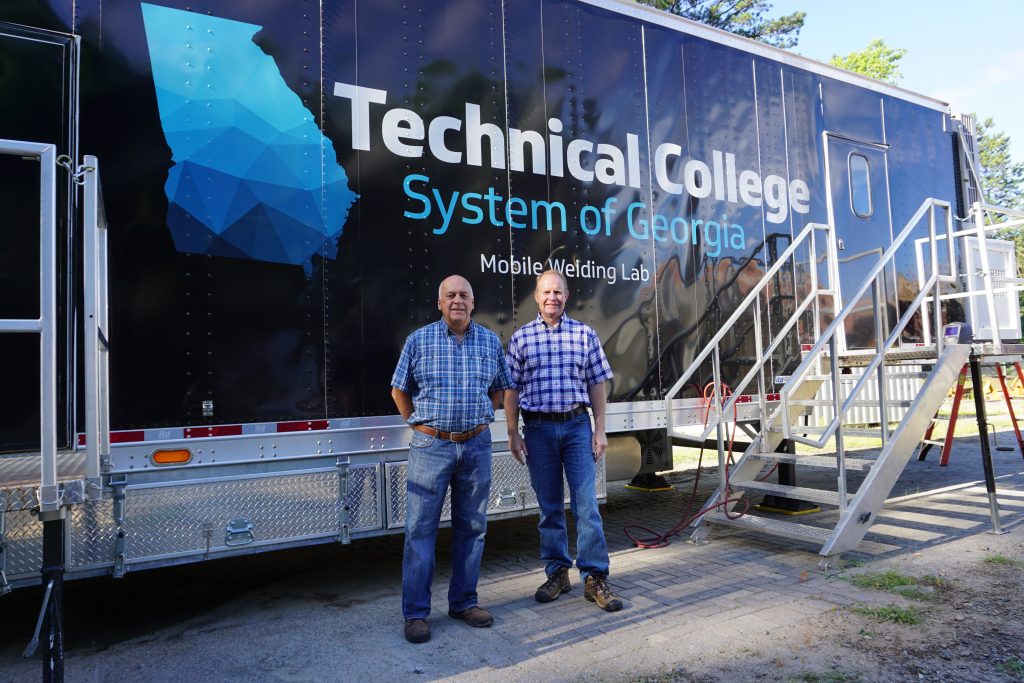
40, 511, 65, 681
969, 356, 1005, 535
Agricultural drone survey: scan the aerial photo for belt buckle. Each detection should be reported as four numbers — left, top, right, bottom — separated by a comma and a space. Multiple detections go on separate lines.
449, 428, 469, 441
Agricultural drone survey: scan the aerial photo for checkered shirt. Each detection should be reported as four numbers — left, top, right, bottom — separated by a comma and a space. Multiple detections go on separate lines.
391, 319, 512, 432
506, 313, 613, 413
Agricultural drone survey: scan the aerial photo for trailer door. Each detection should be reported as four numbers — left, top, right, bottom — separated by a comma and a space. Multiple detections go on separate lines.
0, 24, 77, 453
824, 135, 895, 349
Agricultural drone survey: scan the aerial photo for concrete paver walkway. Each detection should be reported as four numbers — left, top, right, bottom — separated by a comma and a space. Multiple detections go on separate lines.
0, 431, 1021, 681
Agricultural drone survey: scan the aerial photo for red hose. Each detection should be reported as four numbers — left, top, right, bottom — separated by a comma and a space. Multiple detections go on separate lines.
624, 381, 754, 548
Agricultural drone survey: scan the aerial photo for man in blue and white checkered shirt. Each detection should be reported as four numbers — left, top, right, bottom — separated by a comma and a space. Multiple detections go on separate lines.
504, 269, 623, 613
391, 274, 512, 644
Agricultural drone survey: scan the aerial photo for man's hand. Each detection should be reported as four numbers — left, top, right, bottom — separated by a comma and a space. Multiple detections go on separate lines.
509, 432, 528, 464
587, 382, 608, 462
592, 429, 607, 462
503, 389, 526, 464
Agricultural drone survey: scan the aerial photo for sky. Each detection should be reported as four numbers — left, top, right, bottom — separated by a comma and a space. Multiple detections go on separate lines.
770, 0, 1024, 163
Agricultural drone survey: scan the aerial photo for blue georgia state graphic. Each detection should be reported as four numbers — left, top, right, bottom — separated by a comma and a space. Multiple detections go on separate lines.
140, 3, 357, 274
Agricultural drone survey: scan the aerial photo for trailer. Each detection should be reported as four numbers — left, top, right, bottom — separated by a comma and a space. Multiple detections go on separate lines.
2, 0, 1021, 628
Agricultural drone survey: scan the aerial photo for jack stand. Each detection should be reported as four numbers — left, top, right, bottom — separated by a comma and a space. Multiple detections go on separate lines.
755, 440, 820, 515
625, 472, 673, 492
24, 509, 65, 682
969, 355, 1006, 535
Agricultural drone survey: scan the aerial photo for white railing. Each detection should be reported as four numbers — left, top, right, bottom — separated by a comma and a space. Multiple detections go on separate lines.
663, 221, 835, 444
0, 140, 59, 511
776, 199, 957, 457
915, 202, 1024, 348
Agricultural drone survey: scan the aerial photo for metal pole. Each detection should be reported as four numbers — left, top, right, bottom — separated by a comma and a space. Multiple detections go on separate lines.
810, 227, 823, 376
968, 355, 1004, 534
753, 292, 767, 451
829, 336, 847, 511
972, 202, 1002, 349
39, 145, 59, 510
873, 278, 889, 443
83, 157, 100, 483
712, 349, 727, 506
930, 205, 943, 355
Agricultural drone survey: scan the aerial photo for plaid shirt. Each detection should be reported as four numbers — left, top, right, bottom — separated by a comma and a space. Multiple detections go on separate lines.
506, 313, 613, 413
391, 319, 512, 432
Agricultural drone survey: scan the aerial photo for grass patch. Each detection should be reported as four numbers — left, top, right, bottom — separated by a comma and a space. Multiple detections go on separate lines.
850, 604, 921, 625
997, 657, 1024, 678
848, 569, 917, 591
984, 553, 1022, 567
844, 569, 948, 601
788, 671, 862, 683
671, 445, 708, 471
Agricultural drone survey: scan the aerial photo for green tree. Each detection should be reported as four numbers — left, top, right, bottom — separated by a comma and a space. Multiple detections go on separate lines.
829, 38, 906, 85
975, 117, 1024, 321
637, 1, 805, 48
977, 117, 1024, 211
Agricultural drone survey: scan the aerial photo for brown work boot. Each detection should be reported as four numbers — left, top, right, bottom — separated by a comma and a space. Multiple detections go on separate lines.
584, 575, 623, 612
404, 618, 430, 643
448, 605, 493, 628
534, 567, 571, 603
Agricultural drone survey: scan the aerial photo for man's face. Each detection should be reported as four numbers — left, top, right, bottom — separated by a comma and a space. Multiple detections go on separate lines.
438, 276, 475, 327
534, 272, 568, 320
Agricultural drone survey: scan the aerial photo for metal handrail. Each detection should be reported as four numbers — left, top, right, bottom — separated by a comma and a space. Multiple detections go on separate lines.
0, 139, 59, 511
775, 198, 956, 449
913, 203, 1024, 347
952, 118, 1015, 348
663, 221, 833, 440
82, 155, 110, 496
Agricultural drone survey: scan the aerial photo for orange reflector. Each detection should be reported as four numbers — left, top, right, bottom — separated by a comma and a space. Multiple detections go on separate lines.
151, 448, 192, 465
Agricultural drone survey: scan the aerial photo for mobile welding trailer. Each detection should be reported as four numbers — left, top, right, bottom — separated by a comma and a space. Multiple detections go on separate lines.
2, 0, 1021, 634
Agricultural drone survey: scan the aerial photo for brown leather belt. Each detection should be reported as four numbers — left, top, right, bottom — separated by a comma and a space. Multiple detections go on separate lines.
412, 424, 487, 443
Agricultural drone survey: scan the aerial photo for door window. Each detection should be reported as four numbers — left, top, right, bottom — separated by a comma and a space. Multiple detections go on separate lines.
849, 153, 872, 218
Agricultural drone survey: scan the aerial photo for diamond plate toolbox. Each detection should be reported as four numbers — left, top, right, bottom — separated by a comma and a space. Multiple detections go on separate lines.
385, 451, 607, 529
3, 464, 382, 579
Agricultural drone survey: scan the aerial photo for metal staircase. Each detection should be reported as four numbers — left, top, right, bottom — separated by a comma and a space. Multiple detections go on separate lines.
664, 197, 973, 567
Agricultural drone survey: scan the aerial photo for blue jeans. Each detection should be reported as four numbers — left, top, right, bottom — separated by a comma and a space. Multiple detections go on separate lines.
523, 412, 609, 580
402, 427, 492, 620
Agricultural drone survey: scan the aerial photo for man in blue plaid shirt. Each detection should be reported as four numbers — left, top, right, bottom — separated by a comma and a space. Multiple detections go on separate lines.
504, 270, 623, 612
391, 274, 512, 643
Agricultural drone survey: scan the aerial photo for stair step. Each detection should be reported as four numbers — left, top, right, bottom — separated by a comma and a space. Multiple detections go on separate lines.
789, 399, 914, 409
794, 372, 927, 383
834, 346, 938, 366
702, 511, 832, 544
782, 425, 886, 438
728, 480, 851, 506
921, 439, 945, 447
748, 452, 875, 471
